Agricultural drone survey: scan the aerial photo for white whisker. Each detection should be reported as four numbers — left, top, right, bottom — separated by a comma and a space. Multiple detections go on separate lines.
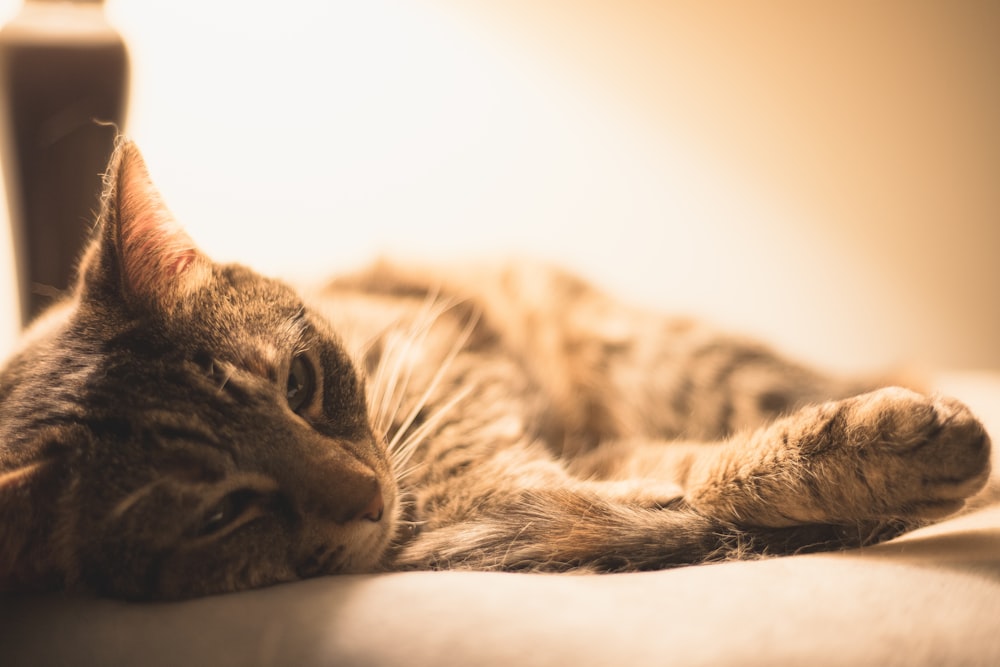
384, 298, 459, 426
394, 490, 418, 507
393, 461, 427, 482
386, 309, 480, 456
369, 293, 452, 436
216, 367, 233, 395
390, 382, 475, 470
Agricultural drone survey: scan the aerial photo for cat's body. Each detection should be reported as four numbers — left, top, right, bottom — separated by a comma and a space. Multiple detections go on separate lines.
0, 142, 991, 599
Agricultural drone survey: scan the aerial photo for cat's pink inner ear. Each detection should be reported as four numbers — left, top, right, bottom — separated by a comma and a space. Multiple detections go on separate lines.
113, 143, 210, 303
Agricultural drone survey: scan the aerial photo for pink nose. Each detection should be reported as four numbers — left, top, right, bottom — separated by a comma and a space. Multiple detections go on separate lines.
358, 483, 385, 522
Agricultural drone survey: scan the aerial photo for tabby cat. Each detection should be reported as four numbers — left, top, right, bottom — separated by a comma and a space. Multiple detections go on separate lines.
0, 141, 991, 600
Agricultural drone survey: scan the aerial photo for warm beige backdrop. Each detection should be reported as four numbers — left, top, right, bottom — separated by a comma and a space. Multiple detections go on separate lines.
1, 1, 997, 373
446, 1, 999, 372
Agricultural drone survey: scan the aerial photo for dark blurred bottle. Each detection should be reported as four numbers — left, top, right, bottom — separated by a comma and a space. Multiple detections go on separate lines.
0, 0, 128, 326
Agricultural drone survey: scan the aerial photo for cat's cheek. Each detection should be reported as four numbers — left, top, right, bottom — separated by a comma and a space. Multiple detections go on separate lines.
149, 523, 298, 600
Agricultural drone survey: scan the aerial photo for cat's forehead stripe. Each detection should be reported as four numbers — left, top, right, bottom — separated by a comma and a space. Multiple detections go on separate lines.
241, 343, 281, 379
232, 313, 308, 379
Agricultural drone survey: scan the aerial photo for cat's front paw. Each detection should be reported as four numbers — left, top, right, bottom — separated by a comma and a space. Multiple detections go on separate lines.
829, 387, 991, 519
685, 387, 991, 528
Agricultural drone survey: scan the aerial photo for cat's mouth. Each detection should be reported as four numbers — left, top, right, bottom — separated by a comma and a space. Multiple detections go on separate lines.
330, 474, 400, 575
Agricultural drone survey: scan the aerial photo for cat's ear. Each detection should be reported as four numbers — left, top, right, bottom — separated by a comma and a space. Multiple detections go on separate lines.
79, 139, 212, 311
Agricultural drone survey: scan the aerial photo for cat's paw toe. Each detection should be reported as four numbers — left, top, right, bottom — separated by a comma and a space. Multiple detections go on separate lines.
912, 395, 991, 509
853, 387, 991, 517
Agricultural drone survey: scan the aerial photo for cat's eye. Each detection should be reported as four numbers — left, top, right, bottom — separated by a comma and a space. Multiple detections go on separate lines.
198, 490, 259, 537
286, 354, 316, 414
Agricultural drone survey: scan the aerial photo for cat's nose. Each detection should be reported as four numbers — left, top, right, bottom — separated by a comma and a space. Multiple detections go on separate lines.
355, 482, 384, 522
324, 474, 384, 524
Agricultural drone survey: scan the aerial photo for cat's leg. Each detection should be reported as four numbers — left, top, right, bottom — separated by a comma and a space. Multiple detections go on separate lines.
392, 465, 864, 572
575, 387, 991, 530
684, 387, 990, 527
390, 421, 940, 574
393, 386, 991, 573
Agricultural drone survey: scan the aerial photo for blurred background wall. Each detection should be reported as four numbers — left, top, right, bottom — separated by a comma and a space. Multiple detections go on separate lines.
0, 0, 997, 373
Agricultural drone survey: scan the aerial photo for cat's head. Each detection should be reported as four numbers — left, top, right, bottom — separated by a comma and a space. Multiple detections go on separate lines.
0, 141, 397, 599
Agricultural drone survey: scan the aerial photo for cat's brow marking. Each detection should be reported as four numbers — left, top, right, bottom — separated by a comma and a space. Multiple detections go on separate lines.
109, 478, 171, 520
0, 461, 50, 490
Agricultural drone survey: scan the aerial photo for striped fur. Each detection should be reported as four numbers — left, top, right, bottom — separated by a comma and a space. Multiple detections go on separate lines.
0, 142, 991, 599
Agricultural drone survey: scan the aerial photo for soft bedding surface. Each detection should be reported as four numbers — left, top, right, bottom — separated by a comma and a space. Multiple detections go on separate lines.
2, 372, 998, 667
